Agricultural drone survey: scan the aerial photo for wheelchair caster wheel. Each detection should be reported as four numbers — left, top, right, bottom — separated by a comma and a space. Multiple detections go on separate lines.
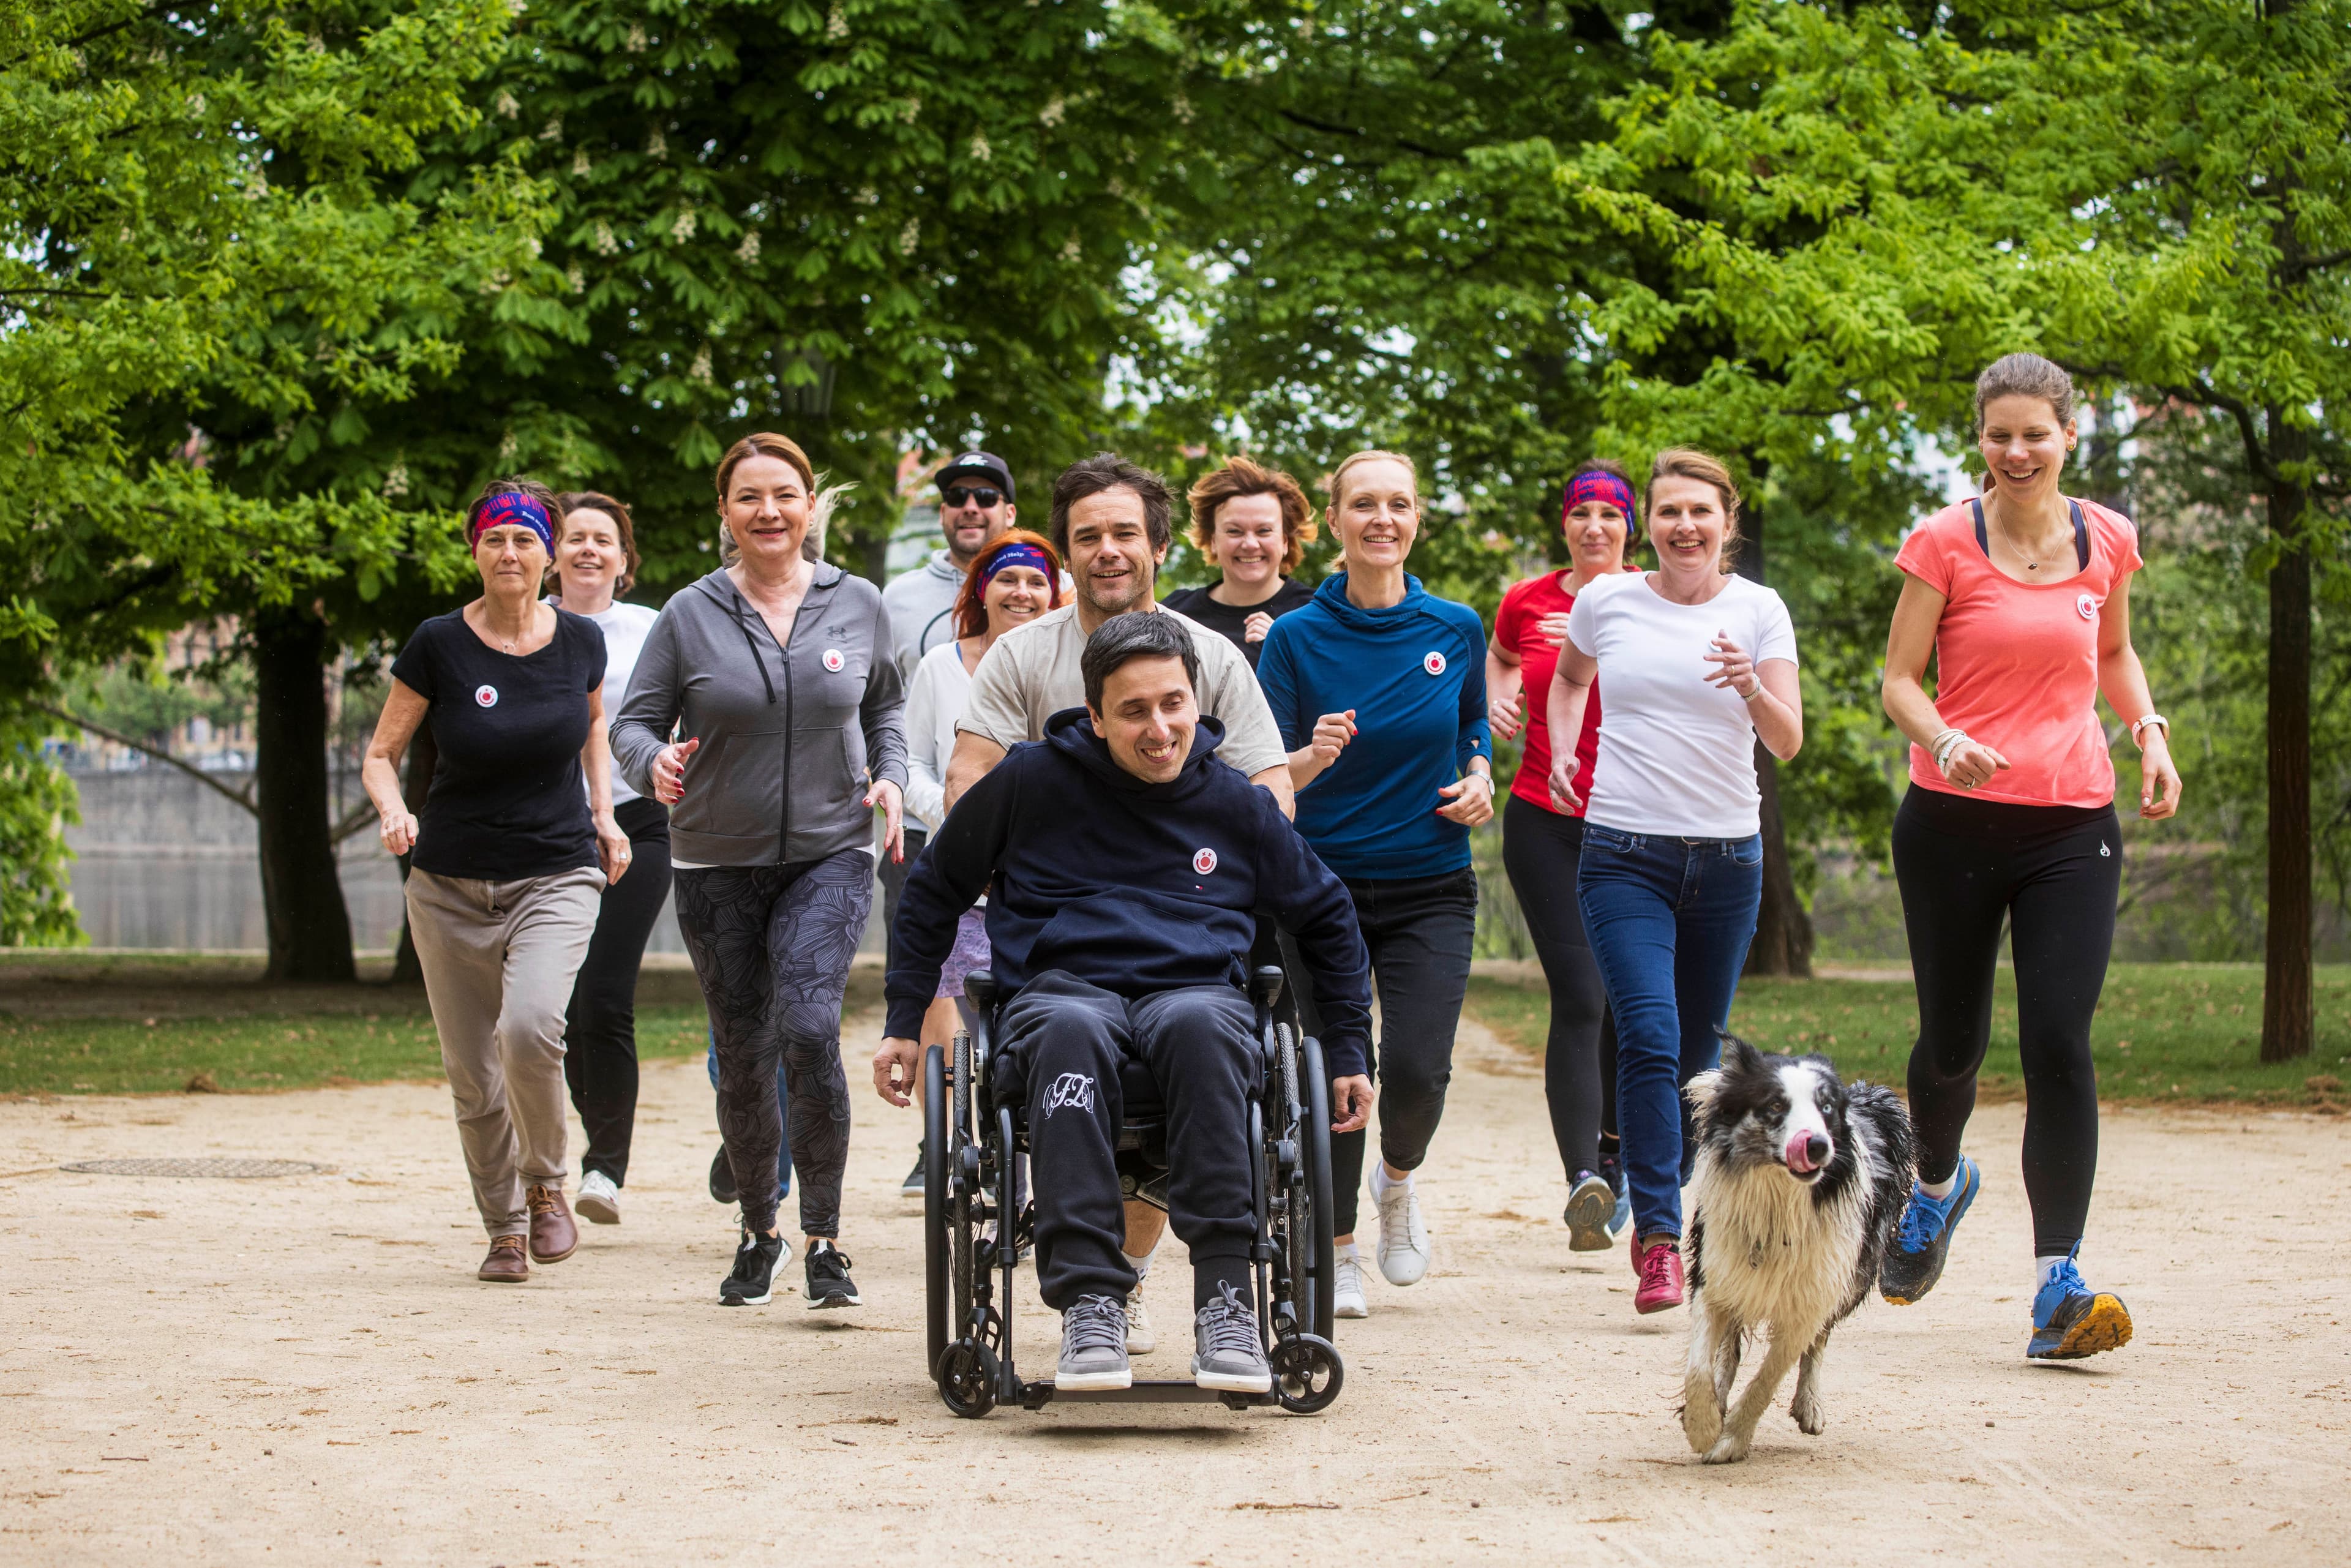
1270, 1334, 1343, 1415
936, 1338, 998, 1419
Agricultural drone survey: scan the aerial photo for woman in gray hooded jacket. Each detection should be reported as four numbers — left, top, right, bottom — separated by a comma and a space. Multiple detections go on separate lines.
612, 431, 907, 1313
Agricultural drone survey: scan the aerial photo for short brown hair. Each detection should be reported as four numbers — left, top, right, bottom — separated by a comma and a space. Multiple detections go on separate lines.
954, 528, 1066, 639
714, 431, 815, 501
1050, 452, 1174, 560
549, 491, 642, 595
1188, 456, 1316, 576
1646, 448, 1742, 572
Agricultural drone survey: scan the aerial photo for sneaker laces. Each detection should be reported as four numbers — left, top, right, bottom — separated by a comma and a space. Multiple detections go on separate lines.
1638, 1241, 1679, 1292
809, 1243, 853, 1278
1064, 1295, 1126, 1357
1378, 1179, 1420, 1252
1198, 1281, 1261, 1359
1897, 1185, 1952, 1253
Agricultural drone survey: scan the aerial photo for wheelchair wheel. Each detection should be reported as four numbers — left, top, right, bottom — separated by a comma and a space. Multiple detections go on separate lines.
1300, 1033, 1338, 1344
923, 1044, 950, 1375
935, 1338, 997, 1419
950, 1029, 976, 1339
1270, 1333, 1344, 1415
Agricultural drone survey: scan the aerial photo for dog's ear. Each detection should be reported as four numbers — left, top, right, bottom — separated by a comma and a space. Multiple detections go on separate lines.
1719, 1030, 1766, 1073
1684, 1068, 1725, 1117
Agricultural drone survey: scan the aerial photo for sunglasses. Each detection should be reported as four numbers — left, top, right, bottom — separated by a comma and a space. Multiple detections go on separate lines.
942, 486, 1003, 510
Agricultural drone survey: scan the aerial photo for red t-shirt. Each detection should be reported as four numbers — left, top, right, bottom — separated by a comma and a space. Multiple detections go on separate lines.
1894, 497, 2143, 809
1494, 570, 1609, 816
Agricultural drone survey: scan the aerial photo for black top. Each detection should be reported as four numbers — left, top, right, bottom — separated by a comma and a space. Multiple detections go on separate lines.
390, 607, 606, 881
1160, 577, 1317, 668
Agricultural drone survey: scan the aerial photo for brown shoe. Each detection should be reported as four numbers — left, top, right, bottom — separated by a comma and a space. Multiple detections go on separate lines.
527, 1184, 577, 1263
478, 1234, 529, 1283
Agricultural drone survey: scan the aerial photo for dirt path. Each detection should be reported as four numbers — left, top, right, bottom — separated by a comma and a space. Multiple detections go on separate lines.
2, 1010, 2343, 1566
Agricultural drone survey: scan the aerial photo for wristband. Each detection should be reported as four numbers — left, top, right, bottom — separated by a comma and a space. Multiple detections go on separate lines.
1930, 729, 1970, 770
2130, 713, 2169, 748
1739, 680, 1764, 702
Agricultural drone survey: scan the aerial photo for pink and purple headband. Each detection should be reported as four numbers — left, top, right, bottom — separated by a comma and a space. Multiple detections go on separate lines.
1562, 470, 1637, 530
980, 541, 1054, 584
468, 491, 555, 552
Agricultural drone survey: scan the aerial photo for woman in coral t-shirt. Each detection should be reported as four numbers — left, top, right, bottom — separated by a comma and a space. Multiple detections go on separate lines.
1486, 460, 1635, 1251
1877, 353, 2181, 1365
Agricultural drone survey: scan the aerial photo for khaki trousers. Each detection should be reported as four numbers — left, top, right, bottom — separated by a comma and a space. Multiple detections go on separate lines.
406, 866, 605, 1236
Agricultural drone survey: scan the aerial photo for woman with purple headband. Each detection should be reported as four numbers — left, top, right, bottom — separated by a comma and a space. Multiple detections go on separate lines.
1485, 460, 1638, 1253
362, 477, 633, 1285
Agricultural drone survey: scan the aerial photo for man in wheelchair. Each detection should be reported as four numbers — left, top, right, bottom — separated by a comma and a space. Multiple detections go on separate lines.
874, 613, 1372, 1394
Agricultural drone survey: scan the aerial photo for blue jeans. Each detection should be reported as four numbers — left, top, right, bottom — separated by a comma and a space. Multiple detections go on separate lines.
1577, 827, 1763, 1240
709, 1030, 792, 1198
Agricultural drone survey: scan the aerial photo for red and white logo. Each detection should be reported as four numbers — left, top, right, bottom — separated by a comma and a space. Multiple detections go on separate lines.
822, 648, 846, 673
1423, 650, 1447, 677
1192, 847, 1218, 876
2075, 593, 2098, 621
473, 685, 499, 708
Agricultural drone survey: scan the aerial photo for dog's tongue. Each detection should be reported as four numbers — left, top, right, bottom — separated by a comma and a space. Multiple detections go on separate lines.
1786, 1131, 1829, 1173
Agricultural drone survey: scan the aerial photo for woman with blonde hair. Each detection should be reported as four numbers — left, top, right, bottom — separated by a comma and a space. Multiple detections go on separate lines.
612, 432, 907, 1314
1162, 455, 1318, 666
1544, 448, 1802, 1316
1258, 449, 1494, 1319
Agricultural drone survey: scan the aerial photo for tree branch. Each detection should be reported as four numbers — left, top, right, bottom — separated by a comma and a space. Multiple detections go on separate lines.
329, 799, 378, 846
21, 698, 258, 814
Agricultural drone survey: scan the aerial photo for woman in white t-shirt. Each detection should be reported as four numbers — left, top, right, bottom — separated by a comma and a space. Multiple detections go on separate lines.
544, 491, 667, 1227
896, 530, 1062, 1188
1542, 448, 1803, 1315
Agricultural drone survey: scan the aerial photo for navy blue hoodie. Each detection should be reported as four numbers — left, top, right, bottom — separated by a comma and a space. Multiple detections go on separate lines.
886, 708, 1373, 1075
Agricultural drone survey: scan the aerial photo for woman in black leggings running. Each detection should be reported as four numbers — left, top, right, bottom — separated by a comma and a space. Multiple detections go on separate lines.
1486, 460, 1635, 1248
612, 431, 907, 1313
1878, 354, 2181, 1362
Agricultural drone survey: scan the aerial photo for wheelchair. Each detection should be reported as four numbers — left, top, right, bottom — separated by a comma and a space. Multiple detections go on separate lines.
921, 965, 1345, 1417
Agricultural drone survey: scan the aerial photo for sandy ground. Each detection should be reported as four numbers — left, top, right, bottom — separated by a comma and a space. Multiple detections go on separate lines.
2, 1010, 2345, 1567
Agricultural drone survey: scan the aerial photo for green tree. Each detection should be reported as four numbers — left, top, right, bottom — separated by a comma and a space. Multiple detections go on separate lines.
1562, 0, 2350, 1052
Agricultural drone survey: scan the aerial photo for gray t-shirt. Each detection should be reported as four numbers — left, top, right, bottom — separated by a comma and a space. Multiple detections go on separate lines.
955, 602, 1288, 779
879, 551, 964, 685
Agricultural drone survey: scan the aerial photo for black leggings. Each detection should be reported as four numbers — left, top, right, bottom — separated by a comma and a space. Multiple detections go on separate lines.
1892, 787, 2120, 1257
1500, 796, 1618, 1186
563, 797, 673, 1185
673, 850, 872, 1237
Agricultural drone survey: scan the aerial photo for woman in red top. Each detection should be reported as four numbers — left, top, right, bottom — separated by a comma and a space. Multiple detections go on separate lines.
1487, 459, 1636, 1250
1877, 353, 2181, 1364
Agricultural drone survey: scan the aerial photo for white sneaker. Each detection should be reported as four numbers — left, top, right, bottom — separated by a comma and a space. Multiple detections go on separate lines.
1125, 1278, 1157, 1356
576, 1170, 621, 1225
1373, 1169, 1430, 1286
1333, 1247, 1369, 1319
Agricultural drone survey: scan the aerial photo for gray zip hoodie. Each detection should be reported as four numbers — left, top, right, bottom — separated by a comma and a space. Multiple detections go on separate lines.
613, 565, 907, 867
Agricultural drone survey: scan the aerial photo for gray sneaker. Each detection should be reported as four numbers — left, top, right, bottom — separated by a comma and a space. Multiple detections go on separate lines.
1056, 1294, 1131, 1391
1190, 1281, 1272, 1394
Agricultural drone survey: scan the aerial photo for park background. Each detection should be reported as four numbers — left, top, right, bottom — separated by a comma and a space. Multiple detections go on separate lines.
3, 0, 2346, 1101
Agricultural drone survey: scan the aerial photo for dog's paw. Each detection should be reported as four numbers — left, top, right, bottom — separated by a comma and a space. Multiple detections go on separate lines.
1701, 1433, 1752, 1465
1790, 1387, 1825, 1436
1681, 1382, 1723, 1452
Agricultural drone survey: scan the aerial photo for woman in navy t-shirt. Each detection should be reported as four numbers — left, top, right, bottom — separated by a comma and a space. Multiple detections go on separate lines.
361, 479, 631, 1285
1257, 449, 1493, 1322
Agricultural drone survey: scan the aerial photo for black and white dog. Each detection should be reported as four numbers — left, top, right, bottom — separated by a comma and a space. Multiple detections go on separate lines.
1679, 1034, 1914, 1464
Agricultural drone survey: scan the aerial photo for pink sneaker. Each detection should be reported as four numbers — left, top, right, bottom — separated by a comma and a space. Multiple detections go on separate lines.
1633, 1239, 1685, 1315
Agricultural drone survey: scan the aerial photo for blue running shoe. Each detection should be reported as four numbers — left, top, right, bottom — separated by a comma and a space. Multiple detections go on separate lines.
1878, 1155, 1981, 1305
1564, 1171, 1617, 1251
1599, 1153, 1632, 1241
2027, 1250, 2133, 1360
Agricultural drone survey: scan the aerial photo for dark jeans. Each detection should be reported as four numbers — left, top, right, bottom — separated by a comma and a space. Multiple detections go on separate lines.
997, 972, 1261, 1312
880, 825, 927, 976
673, 850, 872, 1237
1289, 867, 1479, 1236
707, 1032, 791, 1198
562, 797, 672, 1185
1578, 827, 1762, 1240
1501, 795, 1620, 1185
1893, 786, 2120, 1256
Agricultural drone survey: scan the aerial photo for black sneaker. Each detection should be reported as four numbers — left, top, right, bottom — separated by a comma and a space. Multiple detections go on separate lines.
708, 1144, 738, 1206
804, 1240, 863, 1310
719, 1231, 784, 1306
901, 1141, 926, 1195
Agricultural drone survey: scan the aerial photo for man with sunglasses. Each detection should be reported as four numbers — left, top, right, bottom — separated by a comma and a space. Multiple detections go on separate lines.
882, 451, 1020, 685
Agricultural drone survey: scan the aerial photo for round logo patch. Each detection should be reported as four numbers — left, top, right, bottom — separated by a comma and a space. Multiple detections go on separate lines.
822, 648, 846, 673
473, 685, 499, 709
2075, 593, 2098, 621
1192, 847, 1218, 876
1423, 650, 1447, 677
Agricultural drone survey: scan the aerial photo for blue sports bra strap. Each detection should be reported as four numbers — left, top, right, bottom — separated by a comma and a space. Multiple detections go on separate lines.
1971, 497, 1989, 557
2069, 500, 2089, 571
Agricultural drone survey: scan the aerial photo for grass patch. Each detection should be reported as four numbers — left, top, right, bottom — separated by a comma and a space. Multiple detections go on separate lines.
1464, 962, 2351, 1110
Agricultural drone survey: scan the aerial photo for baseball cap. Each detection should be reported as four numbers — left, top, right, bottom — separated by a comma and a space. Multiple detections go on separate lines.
937, 450, 1014, 501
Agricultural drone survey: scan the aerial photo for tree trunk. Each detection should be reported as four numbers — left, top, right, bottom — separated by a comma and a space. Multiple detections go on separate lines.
252, 609, 355, 982
389, 721, 437, 986
2260, 416, 2314, 1062
1731, 470, 1814, 977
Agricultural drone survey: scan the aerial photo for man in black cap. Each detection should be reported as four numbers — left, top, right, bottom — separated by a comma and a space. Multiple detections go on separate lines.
882, 450, 1019, 684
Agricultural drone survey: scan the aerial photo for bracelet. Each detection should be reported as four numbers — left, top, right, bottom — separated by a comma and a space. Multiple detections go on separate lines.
2130, 713, 2169, 747
1930, 729, 1970, 770
1738, 679, 1764, 702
